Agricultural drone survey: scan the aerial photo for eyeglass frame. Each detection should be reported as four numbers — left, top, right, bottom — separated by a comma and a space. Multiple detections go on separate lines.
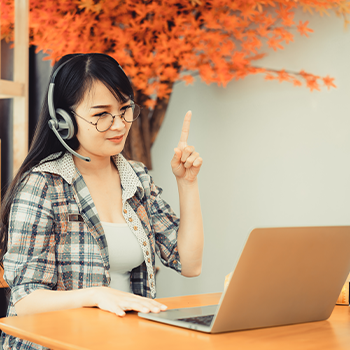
71, 102, 141, 132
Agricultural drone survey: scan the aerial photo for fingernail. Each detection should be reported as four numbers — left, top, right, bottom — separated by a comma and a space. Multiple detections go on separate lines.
160, 305, 167, 310
153, 307, 160, 313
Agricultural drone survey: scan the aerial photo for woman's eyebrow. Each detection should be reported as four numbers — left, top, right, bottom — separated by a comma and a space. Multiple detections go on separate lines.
90, 104, 111, 109
90, 100, 131, 109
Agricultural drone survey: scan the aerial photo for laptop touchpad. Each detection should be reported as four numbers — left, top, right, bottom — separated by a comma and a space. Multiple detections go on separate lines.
152, 305, 218, 320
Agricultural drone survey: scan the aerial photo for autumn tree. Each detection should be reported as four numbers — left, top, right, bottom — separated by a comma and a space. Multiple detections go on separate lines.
1, 0, 348, 168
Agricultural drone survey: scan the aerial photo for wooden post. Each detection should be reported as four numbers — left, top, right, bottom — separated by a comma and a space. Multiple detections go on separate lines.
13, 0, 29, 176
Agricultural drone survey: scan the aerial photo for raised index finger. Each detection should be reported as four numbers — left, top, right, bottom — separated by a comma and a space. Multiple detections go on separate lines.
178, 111, 192, 147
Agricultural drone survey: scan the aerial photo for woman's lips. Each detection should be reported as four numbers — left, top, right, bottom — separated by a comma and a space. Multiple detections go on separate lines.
107, 135, 124, 143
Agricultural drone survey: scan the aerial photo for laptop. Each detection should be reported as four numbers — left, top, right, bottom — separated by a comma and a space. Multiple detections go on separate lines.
138, 226, 350, 333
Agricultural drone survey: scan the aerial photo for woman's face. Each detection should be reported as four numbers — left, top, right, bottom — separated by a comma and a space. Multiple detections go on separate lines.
74, 80, 132, 160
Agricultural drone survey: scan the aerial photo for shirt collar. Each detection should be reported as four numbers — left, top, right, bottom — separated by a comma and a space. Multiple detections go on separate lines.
32, 152, 76, 184
33, 152, 144, 200
112, 154, 144, 201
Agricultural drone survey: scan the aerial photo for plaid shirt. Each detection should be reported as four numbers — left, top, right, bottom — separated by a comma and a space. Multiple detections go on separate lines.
2, 152, 181, 350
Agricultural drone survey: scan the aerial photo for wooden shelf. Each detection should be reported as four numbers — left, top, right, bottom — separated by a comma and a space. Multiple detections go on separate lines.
0, 80, 25, 98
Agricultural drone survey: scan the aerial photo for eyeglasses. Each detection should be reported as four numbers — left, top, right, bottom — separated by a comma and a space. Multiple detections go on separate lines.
71, 102, 141, 132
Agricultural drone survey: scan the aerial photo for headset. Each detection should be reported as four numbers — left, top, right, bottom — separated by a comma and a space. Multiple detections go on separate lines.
47, 54, 91, 162
47, 54, 126, 163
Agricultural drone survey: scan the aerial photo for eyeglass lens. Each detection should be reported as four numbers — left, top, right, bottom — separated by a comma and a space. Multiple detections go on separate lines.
96, 104, 141, 132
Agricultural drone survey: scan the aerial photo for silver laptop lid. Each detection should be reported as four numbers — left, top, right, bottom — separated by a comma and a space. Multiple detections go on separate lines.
211, 226, 350, 333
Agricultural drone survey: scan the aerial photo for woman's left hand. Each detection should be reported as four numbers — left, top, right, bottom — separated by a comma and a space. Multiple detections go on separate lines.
171, 111, 203, 183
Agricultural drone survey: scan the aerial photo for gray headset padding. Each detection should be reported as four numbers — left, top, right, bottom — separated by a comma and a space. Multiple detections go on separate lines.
55, 108, 75, 140
48, 83, 56, 120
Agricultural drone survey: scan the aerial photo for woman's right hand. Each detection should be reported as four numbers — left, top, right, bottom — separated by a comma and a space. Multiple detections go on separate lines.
90, 287, 168, 317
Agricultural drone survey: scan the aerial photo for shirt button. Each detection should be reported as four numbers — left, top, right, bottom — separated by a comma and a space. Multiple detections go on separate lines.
143, 241, 147, 246
173, 260, 177, 264
134, 226, 137, 231
151, 283, 154, 287
128, 218, 133, 222
150, 274, 153, 279
147, 258, 151, 263
123, 209, 127, 214
146, 251, 149, 256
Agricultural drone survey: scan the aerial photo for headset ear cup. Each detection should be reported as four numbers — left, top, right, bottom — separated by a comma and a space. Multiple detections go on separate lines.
55, 108, 75, 140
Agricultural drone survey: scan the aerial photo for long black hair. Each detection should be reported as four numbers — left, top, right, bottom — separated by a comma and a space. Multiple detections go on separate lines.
0, 53, 134, 263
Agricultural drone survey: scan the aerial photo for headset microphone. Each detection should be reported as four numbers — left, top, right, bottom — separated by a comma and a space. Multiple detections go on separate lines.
47, 54, 91, 162
48, 119, 91, 162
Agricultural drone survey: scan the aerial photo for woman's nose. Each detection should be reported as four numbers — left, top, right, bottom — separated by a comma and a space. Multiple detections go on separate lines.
110, 115, 125, 130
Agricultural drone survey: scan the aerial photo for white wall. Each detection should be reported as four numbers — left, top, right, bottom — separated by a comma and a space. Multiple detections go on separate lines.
149, 11, 350, 298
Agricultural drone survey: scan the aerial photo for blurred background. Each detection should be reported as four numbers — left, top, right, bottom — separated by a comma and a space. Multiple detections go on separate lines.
150, 11, 350, 297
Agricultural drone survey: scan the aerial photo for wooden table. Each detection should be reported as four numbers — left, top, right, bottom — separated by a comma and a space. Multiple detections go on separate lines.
0, 293, 350, 350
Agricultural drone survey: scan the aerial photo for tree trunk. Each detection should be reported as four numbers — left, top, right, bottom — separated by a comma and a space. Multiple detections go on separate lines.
123, 84, 173, 169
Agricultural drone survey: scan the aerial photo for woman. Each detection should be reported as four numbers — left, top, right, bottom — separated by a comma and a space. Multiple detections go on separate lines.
0, 53, 203, 349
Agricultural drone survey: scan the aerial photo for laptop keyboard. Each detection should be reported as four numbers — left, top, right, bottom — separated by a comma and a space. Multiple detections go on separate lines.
177, 314, 215, 327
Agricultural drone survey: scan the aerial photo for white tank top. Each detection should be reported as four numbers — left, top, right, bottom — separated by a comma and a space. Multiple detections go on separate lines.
101, 221, 145, 292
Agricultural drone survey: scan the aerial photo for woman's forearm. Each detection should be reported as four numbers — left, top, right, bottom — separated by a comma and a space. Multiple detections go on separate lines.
15, 288, 96, 316
15, 287, 168, 317
176, 178, 204, 277
169, 111, 204, 277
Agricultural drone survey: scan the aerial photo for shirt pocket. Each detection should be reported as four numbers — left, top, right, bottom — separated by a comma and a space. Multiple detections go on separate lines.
55, 212, 86, 289
55, 212, 107, 289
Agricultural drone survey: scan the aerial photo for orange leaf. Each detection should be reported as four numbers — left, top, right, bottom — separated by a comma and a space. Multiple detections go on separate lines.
297, 20, 313, 37
264, 73, 276, 81
144, 99, 157, 109
277, 70, 290, 82
306, 77, 320, 91
323, 75, 337, 89
292, 79, 302, 87
267, 36, 284, 51
182, 75, 195, 85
